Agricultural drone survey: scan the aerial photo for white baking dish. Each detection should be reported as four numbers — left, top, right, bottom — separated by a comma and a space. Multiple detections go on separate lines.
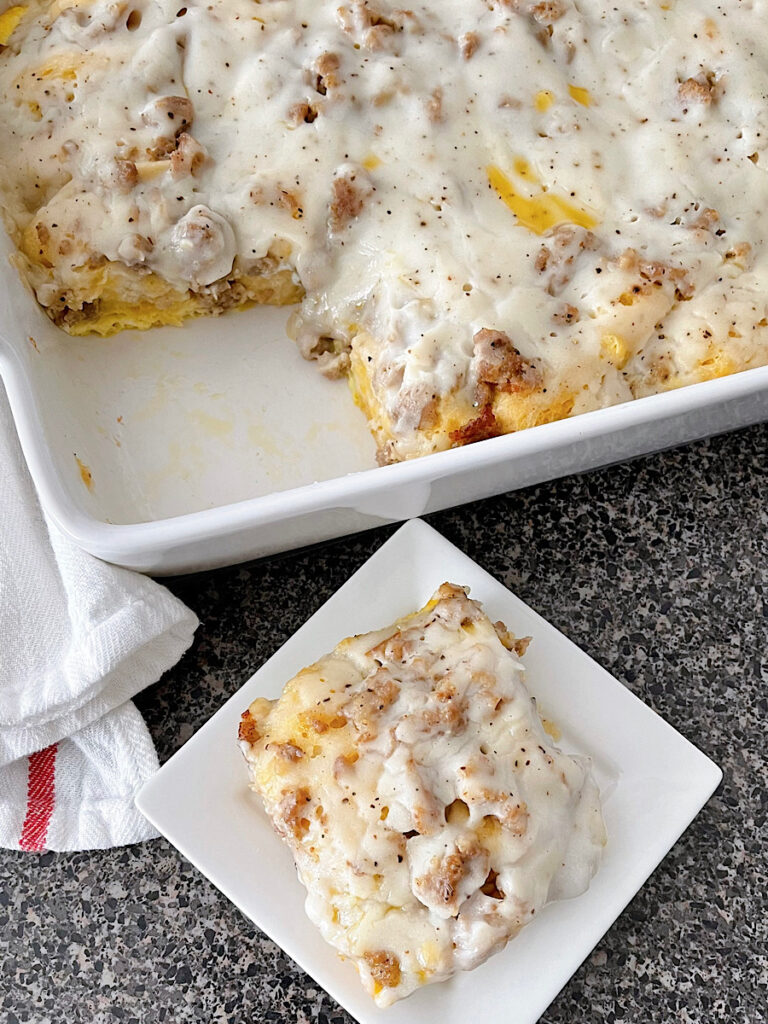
1, 229, 767, 575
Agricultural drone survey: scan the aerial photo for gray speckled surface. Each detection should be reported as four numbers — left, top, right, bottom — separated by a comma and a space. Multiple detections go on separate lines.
2, 423, 767, 1024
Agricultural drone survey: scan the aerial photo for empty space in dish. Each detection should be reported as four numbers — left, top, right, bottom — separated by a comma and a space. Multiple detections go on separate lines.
0, 228, 376, 525
28, 307, 376, 524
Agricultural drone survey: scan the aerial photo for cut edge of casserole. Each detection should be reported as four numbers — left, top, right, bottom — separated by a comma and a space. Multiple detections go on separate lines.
348, 327, 579, 461
15, 217, 303, 336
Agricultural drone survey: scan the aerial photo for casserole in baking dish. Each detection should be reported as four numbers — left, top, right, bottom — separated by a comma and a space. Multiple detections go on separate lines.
1, 0, 768, 466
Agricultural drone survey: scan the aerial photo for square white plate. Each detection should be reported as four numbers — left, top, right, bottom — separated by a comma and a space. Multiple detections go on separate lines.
136, 519, 722, 1023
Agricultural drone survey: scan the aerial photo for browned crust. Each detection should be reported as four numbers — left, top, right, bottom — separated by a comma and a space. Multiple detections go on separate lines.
363, 950, 402, 989
449, 405, 500, 446
238, 710, 261, 744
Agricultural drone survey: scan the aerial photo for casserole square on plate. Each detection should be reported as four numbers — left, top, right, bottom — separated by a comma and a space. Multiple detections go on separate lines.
238, 581, 606, 1006
136, 519, 721, 1024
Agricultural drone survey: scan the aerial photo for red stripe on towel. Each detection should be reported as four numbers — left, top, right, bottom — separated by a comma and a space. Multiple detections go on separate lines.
19, 743, 58, 852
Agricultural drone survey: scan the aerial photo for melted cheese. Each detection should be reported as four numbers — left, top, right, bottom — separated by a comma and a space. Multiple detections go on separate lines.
239, 583, 605, 1006
487, 162, 599, 235
1, 0, 768, 459
0, 6, 26, 44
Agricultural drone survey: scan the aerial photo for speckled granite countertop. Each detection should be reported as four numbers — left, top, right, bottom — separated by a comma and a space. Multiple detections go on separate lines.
2, 423, 767, 1024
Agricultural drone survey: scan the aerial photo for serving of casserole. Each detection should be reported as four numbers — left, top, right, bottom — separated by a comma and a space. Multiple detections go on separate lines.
1, 0, 767, 467
239, 581, 605, 1005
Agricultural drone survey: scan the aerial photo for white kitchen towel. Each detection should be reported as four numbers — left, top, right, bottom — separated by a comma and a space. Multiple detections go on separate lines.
0, 385, 198, 851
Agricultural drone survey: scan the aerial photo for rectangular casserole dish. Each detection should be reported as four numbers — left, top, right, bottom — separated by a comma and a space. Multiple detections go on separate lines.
1, 227, 767, 575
